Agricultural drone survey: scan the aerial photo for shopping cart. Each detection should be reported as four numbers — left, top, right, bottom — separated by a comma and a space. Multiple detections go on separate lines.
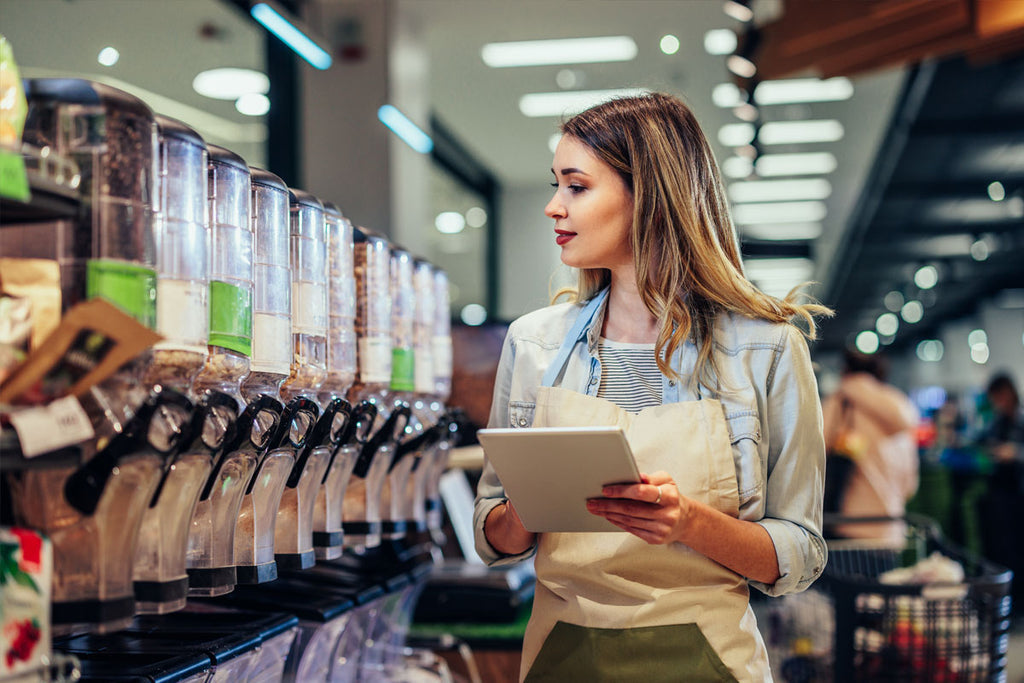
757, 515, 1014, 683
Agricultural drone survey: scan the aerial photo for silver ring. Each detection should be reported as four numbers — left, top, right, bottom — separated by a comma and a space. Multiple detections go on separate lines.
654, 485, 662, 505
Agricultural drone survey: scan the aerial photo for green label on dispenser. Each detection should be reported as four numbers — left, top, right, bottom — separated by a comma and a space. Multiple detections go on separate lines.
0, 149, 29, 202
390, 347, 415, 392
209, 280, 253, 357
86, 259, 157, 329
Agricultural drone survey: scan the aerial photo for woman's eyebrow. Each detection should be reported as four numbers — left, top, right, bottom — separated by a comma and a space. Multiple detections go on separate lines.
551, 167, 589, 176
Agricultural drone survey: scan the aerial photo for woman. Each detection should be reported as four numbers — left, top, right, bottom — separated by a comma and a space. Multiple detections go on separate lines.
474, 93, 829, 682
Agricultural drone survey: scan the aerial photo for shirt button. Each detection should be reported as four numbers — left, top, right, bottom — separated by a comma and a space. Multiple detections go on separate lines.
518, 418, 528, 427
589, 377, 598, 385
668, 380, 676, 387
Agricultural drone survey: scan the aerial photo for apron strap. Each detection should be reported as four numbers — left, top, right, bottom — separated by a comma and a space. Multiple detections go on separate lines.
541, 290, 607, 389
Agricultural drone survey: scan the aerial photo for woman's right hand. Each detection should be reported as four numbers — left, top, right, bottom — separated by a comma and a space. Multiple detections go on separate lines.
484, 499, 536, 555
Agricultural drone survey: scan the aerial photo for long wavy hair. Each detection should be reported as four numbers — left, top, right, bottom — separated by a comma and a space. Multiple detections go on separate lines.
554, 92, 831, 384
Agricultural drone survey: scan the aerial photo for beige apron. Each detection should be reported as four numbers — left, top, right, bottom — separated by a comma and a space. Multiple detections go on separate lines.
520, 385, 772, 682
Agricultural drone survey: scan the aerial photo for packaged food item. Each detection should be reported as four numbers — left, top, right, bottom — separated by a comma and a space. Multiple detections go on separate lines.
0, 527, 51, 680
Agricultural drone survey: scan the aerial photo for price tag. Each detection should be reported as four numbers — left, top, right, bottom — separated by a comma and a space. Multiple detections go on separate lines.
9, 395, 95, 458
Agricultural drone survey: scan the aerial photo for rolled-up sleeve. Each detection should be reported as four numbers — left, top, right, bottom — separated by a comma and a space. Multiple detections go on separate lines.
751, 326, 827, 596
473, 327, 538, 566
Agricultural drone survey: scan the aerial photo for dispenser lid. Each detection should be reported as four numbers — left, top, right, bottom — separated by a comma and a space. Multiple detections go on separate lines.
24, 78, 153, 119
155, 115, 205, 148
353, 225, 388, 246
322, 201, 343, 218
288, 187, 323, 210
207, 143, 248, 173
249, 166, 287, 192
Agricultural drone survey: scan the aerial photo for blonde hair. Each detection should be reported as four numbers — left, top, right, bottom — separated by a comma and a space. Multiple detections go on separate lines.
553, 92, 831, 384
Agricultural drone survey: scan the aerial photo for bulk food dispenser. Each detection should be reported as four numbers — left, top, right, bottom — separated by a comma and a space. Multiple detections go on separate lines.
425, 268, 455, 536
3, 78, 158, 433
313, 203, 367, 560
231, 168, 295, 585
193, 145, 254, 409
144, 115, 209, 393
344, 227, 409, 550
274, 189, 333, 570
379, 246, 418, 541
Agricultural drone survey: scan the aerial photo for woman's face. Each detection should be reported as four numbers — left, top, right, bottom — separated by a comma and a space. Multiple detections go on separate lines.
545, 135, 634, 273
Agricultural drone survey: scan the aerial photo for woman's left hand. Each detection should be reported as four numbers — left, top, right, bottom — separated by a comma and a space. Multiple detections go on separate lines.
586, 471, 688, 544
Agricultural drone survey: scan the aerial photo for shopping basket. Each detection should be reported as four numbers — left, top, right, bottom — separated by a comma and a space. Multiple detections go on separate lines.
820, 514, 1013, 683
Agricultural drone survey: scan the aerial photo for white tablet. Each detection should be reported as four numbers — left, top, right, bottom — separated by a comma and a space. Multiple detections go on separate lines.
476, 426, 641, 533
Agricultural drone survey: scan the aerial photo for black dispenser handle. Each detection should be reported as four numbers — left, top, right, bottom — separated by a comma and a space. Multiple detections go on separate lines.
352, 401, 411, 479
202, 394, 282, 501
286, 397, 345, 489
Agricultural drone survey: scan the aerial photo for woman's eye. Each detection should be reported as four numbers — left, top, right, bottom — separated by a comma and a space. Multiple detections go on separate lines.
568, 184, 585, 194
549, 182, 559, 188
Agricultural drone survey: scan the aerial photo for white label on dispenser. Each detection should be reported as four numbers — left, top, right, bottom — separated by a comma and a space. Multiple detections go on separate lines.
154, 279, 208, 353
414, 348, 434, 394
10, 396, 95, 458
432, 336, 453, 380
291, 281, 327, 335
250, 312, 292, 373
358, 337, 392, 384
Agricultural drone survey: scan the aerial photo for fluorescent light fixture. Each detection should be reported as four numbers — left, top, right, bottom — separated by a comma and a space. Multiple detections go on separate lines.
988, 181, 1006, 201
193, 68, 269, 100
723, 0, 754, 22
734, 104, 759, 122
759, 120, 844, 144
713, 83, 744, 108
460, 304, 488, 326
482, 36, 637, 68
732, 201, 827, 225
970, 237, 990, 261
916, 339, 943, 362
901, 300, 923, 323
718, 122, 755, 147
728, 178, 832, 203
251, 1, 332, 70
753, 77, 853, 105
466, 207, 487, 228
740, 223, 822, 240
756, 152, 837, 177
914, 265, 938, 289
876, 312, 899, 336
548, 132, 562, 154
519, 88, 648, 118
744, 257, 813, 298
98, 46, 119, 67
435, 211, 466, 234
704, 29, 737, 55
236, 92, 270, 116
722, 156, 754, 179
660, 35, 680, 55
377, 104, 433, 154
856, 330, 879, 354
726, 55, 757, 78
927, 196, 1024, 222
968, 328, 987, 346
971, 343, 990, 364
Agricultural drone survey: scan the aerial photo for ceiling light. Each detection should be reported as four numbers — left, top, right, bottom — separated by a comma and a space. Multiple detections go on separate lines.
734, 104, 759, 121
660, 35, 680, 55
466, 207, 487, 228
741, 223, 822, 240
914, 264, 938, 289
519, 88, 648, 118
712, 83, 744, 108
968, 328, 987, 346
988, 181, 1006, 201
251, 1, 332, 70
732, 201, 827, 225
970, 237, 990, 261
235, 92, 270, 116
97, 46, 119, 67
435, 211, 466, 234
718, 122, 755, 147
917, 339, 943, 362
704, 29, 737, 55
756, 152, 838, 176
378, 104, 433, 154
722, 156, 754, 179
481, 36, 637, 68
555, 69, 579, 89
753, 78, 854, 105
726, 55, 757, 78
744, 257, 813, 297
971, 343, 990, 364
723, 0, 754, 23
884, 290, 905, 312
901, 300, 923, 323
193, 68, 269, 100
460, 304, 487, 326
548, 133, 562, 154
927, 197, 1024, 222
759, 120, 844, 145
855, 331, 879, 354
728, 178, 832, 203
876, 312, 899, 336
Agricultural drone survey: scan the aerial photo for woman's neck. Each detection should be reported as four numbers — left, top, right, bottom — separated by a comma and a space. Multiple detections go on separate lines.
602, 271, 659, 344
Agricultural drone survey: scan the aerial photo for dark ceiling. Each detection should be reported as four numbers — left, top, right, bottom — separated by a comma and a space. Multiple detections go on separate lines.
815, 53, 1024, 353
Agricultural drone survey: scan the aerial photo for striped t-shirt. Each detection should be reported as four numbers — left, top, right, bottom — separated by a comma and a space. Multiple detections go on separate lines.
596, 337, 663, 413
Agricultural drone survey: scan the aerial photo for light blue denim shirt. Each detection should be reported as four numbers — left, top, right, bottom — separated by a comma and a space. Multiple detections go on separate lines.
473, 289, 827, 597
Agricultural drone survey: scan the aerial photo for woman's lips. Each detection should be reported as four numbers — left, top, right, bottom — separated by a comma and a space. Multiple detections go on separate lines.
555, 230, 576, 246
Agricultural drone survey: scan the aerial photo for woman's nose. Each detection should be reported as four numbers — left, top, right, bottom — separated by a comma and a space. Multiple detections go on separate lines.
545, 193, 565, 219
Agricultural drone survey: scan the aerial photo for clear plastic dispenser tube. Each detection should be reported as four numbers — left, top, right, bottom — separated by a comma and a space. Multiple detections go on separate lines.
271, 397, 325, 570
343, 227, 393, 550
241, 167, 292, 404
319, 202, 357, 406
427, 268, 455, 534
193, 145, 254, 411
146, 115, 209, 393
8, 79, 158, 435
